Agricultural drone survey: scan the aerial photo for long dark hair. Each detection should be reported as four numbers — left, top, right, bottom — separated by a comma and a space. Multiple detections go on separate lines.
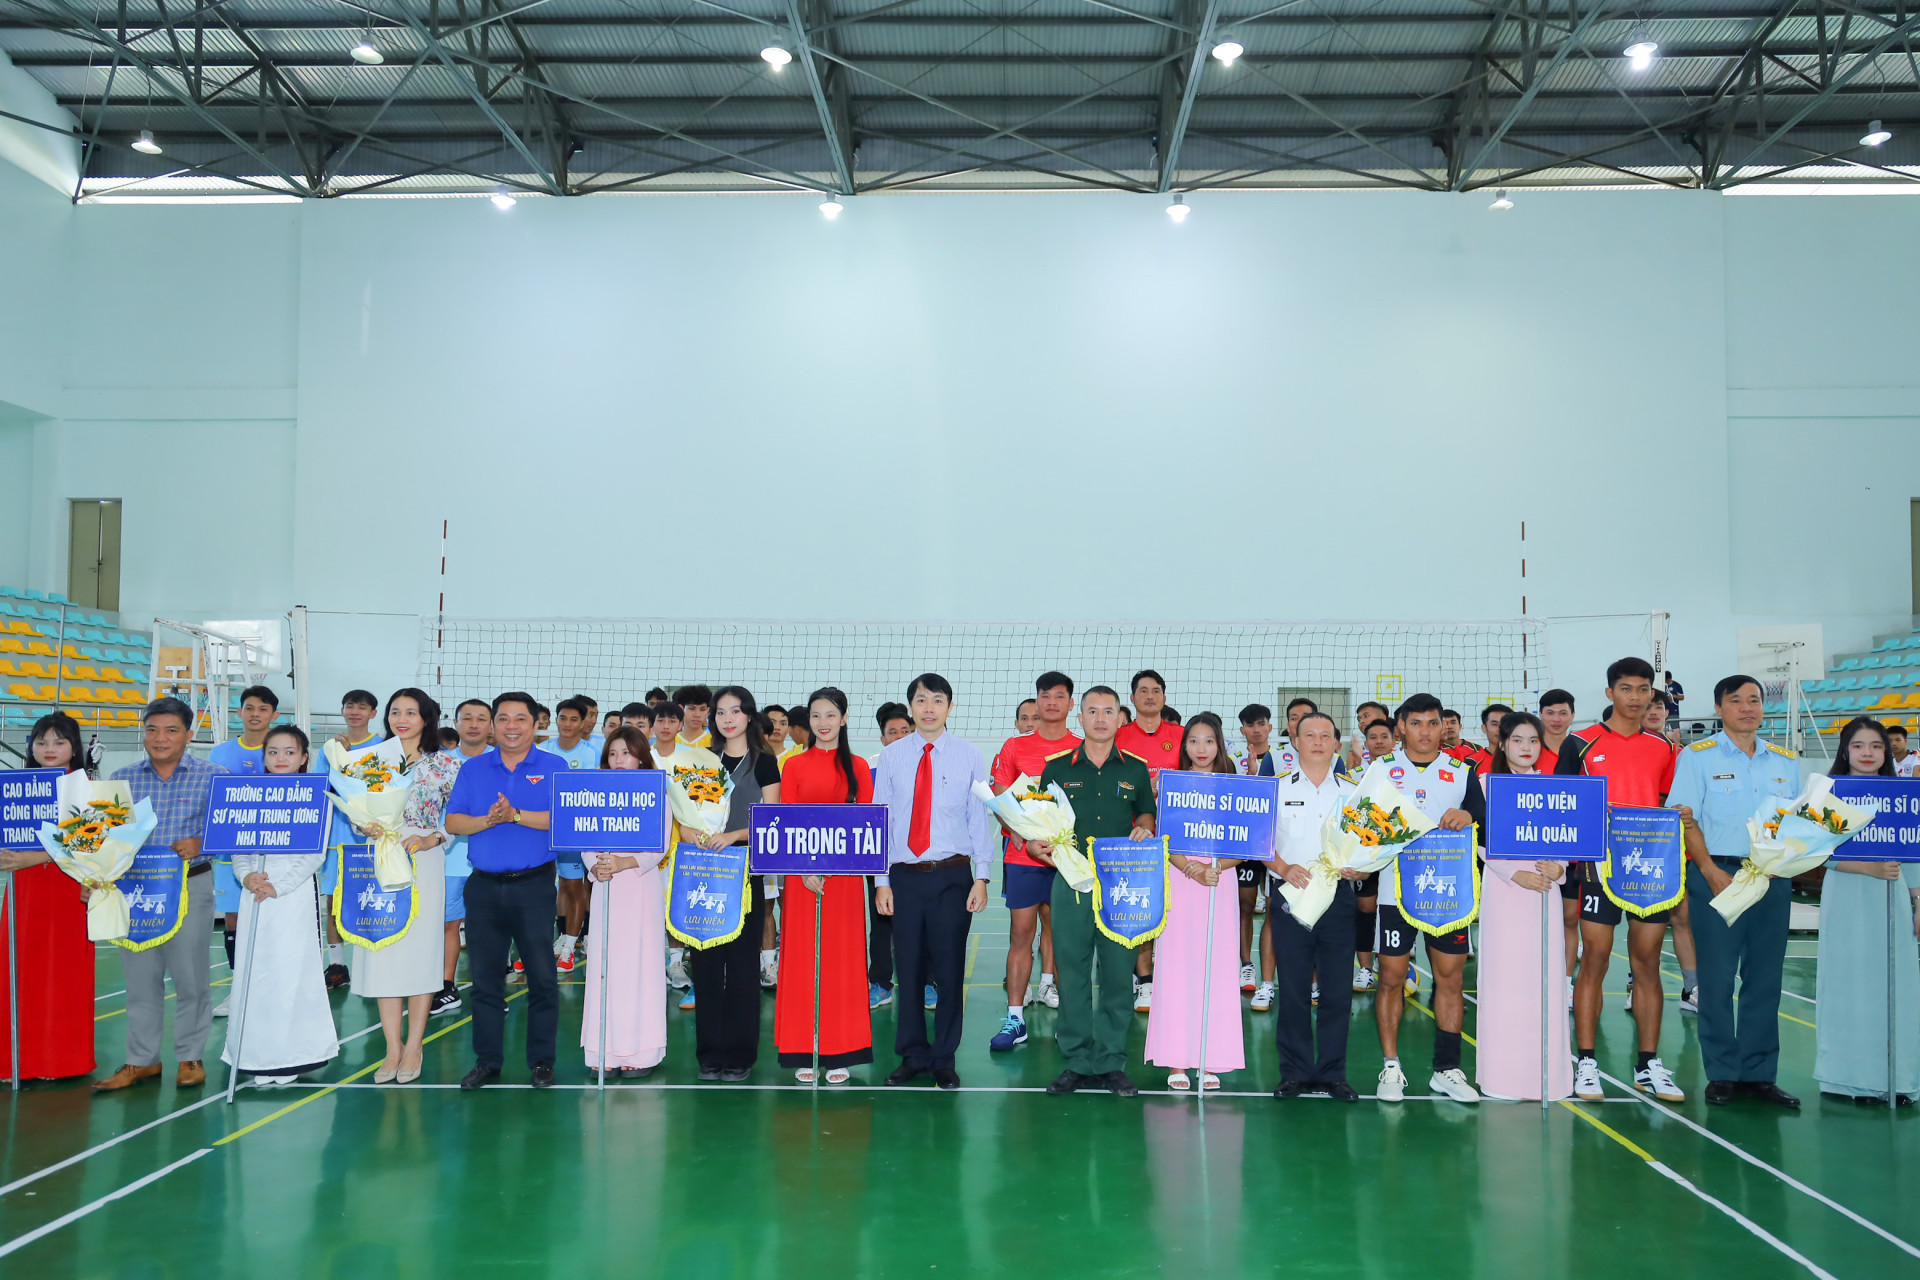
712, 685, 769, 758
1177, 712, 1237, 775
599, 726, 656, 770
807, 686, 860, 802
1490, 711, 1547, 775
1833, 717, 1895, 778
263, 724, 312, 772
27, 711, 85, 774
384, 687, 443, 756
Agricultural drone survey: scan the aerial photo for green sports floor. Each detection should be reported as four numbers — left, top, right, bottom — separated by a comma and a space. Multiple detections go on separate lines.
2, 902, 1915, 1280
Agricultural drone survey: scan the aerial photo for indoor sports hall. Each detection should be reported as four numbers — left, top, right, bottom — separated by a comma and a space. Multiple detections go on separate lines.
0, 2, 1917, 1276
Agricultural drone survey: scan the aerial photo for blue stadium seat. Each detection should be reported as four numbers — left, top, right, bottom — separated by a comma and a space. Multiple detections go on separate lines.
1811, 696, 1837, 712
0, 586, 19, 599
45, 592, 67, 604
1800, 679, 1821, 694
1836, 656, 1864, 671
1836, 677, 1861, 691
22, 590, 46, 602
1874, 637, 1901, 652
1862, 655, 1885, 669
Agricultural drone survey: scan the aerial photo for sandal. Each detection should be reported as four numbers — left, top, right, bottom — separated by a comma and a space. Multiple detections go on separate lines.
826, 1068, 851, 1085
795, 1068, 816, 1084
1168, 1070, 1191, 1091
1201, 1072, 1221, 1091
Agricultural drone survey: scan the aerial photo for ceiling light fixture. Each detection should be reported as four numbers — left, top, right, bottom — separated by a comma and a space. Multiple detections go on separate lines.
761, 40, 793, 68
1624, 25, 1658, 72
1861, 119, 1892, 146
1489, 189, 1513, 210
1210, 35, 1245, 66
131, 128, 162, 155
490, 189, 517, 210
351, 38, 384, 65
1166, 193, 1190, 223
820, 196, 844, 219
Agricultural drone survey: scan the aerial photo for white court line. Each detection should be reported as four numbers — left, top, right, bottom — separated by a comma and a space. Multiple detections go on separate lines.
1646, 1159, 1839, 1280
94, 959, 231, 1003
1661, 948, 1815, 1004
266, 1081, 1641, 1100
0, 1148, 212, 1259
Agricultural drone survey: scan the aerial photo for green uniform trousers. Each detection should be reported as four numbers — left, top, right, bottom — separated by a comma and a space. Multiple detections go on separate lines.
1050, 874, 1135, 1077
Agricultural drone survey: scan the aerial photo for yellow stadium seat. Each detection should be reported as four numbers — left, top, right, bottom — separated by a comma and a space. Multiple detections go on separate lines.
118, 687, 149, 704
66, 664, 98, 681
7, 683, 53, 702
3, 620, 36, 636
0, 638, 23, 655
24, 641, 53, 657
98, 665, 130, 683
113, 708, 141, 724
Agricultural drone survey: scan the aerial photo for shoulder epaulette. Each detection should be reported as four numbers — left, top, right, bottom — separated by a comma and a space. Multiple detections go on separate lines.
1688, 738, 1716, 752
1767, 742, 1796, 759
1119, 748, 1150, 766
1042, 746, 1075, 762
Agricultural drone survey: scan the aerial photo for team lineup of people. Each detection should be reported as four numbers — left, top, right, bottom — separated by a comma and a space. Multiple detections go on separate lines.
3, 659, 1915, 1106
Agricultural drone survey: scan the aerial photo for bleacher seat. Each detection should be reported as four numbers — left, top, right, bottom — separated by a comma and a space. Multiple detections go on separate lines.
1836, 677, 1861, 691
1811, 696, 1837, 712
22, 590, 45, 602
1836, 656, 1864, 671
0, 587, 18, 599
6, 683, 53, 702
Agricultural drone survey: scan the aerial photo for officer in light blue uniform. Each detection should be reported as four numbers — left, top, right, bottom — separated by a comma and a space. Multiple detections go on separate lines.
1667, 673, 1802, 1107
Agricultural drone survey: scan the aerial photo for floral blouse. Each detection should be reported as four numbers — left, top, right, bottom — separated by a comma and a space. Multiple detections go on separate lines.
399, 749, 462, 833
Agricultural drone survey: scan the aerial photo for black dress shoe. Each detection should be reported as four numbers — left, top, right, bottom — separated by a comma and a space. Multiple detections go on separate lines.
1325, 1081, 1360, 1102
1705, 1080, 1737, 1105
885, 1063, 924, 1086
1102, 1071, 1139, 1098
697, 1064, 722, 1081
1274, 1080, 1306, 1099
1742, 1081, 1800, 1109
933, 1068, 961, 1091
530, 1062, 555, 1089
460, 1063, 500, 1091
1045, 1070, 1086, 1095
720, 1068, 751, 1083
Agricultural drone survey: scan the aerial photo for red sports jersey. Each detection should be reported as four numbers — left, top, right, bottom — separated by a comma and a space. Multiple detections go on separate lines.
1116, 718, 1182, 778
1456, 744, 1493, 773
992, 730, 1082, 867
1565, 723, 1676, 808
1539, 744, 1560, 775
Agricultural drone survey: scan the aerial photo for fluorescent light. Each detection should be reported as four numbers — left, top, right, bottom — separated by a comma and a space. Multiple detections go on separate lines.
1210, 36, 1245, 66
351, 40, 384, 65
1489, 189, 1513, 210
1166, 193, 1190, 223
1861, 119, 1892, 146
761, 41, 793, 68
131, 129, 162, 155
820, 196, 844, 219
490, 190, 516, 210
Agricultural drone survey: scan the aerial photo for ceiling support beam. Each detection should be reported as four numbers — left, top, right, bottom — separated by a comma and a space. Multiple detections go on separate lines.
1155, 0, 1222, 191
783, 0, 855, 194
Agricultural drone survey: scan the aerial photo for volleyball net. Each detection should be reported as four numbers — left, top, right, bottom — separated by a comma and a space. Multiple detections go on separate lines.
415, 617, 1554, 750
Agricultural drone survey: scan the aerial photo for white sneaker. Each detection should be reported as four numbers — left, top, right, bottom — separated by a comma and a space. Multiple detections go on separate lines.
1566, 975, 1575, 1012
759, 957, 778, 988
1429, 1067, 1480, 1103
1134, 981, 1153, 1013
666, 954, 690, 989
1634, 1057, 1685, 1103
1250, 981, 1274, 1011
213, 997, 231, 1018
1574, 1056, 1604, 1101
1377, 1061, 1407, 1103
1623, 974, 1634, 1013
1311, 981, 1320, 1005
1039, 977, 1059, 1009
1352, 966, 1377, 993
1239, 962, 1257, 992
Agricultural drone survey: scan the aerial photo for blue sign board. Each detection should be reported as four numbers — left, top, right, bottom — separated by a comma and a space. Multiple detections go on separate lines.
747, 803, 888, 875
1827, 776, 1920, 862
0, 769, 61, 851
202, 774, 329, 857
1157, 769, 1280, 859
549, 769, 670, 852
1481, 773, 1609, 862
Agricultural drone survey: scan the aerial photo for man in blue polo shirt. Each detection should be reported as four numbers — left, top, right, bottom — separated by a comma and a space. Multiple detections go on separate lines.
446, 691, 564, 1090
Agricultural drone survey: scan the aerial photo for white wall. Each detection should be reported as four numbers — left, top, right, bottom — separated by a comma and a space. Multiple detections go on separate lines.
0, 161, 1913, 724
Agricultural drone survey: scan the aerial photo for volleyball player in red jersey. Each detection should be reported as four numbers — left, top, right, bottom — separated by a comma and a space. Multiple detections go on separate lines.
1115, 670, 1178, 1010
1555, 657, 1686, 1103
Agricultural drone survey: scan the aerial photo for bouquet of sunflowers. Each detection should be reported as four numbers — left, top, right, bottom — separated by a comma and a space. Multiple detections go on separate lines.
666, 760, 734, 841
973, 775, 1094, 893
1712, 774, 1876, 924
1279, 763, 1436, 928
323, 739, 414, 890
36, 773, 160, 940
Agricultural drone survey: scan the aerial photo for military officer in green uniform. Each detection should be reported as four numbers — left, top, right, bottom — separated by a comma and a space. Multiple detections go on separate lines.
1027, 685, 1156, 1096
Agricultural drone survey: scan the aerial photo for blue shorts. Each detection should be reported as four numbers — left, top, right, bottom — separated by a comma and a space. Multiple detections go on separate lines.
556, 851, 586, 881
444, 875, 467, 922
214, 858, 242, 914
1003, 863, 1057, 911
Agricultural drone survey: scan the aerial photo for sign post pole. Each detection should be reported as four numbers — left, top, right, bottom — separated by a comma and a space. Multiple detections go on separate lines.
1540, 889, 1550, 1112
812, 887, 822, 1092
1197, 862, 1215, 1106
598, 866, 610, 1092
7, 871, 18, 1092
225, 888, 262, 1106
1889, 879, 1897, 1109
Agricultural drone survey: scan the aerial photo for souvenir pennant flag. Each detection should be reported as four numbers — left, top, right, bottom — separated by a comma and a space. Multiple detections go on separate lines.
333, 842, 417, 951
1391, 826, 1480, 936
665, 842, 752, 950
1090, 836, 1169, 948
1601, 806, 1686, 917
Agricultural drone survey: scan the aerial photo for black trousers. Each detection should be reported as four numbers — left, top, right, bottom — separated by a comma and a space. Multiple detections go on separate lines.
467, 866, 560, 1070
868, 878, 895, 988
690, 882, 768, 1071
1275, 881, 1356, 1086
889, 859, 973, 1070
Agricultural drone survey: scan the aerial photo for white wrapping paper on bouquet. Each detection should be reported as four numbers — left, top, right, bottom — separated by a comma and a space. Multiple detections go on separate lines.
973, 775, 1095, 893
36, 773, 160, 941
324, 740, 414, 890
1711, 774, 1877, 924
666, 760, 734, 841
1279, 764, 1437, 928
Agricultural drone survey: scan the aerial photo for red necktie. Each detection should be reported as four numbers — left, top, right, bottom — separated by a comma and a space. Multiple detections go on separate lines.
908, 742, 934, 856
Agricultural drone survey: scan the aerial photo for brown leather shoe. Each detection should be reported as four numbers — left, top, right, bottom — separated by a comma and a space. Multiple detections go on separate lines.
93, 1063, 163, 1091
176, 1060, 207, 1087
